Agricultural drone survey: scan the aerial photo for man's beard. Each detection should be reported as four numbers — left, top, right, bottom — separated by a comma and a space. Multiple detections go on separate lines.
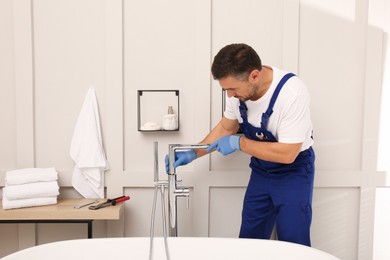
237, 84, 259, 101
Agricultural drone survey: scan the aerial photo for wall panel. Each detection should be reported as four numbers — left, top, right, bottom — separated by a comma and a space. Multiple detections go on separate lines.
0, 225, 18, 257
299, 0, 365, 171
0, 1, 30, 256
33, 0, 106, 170
123, 0, 209, 174
311, 187, 360, 260
373, 187, 390, 260
209, 187, 246, 237
0, 0, 17, 172
210, 0, 286, 171
123, 187, 194, 237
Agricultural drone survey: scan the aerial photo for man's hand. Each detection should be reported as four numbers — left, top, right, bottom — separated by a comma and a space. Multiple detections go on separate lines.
165, 149, 197, 173
206, 135, 241, 156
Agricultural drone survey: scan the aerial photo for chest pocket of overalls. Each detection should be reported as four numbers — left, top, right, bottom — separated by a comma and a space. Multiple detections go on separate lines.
238, 102, 276, 143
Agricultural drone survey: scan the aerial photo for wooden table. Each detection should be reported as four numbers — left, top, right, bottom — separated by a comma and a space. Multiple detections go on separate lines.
0, 198, 124, 238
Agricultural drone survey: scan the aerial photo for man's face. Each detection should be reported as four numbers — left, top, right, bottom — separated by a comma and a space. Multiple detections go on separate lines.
219, 74, 259, 102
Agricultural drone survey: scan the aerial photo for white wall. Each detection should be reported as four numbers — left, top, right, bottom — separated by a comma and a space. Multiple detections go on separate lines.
0, 0, 389, 259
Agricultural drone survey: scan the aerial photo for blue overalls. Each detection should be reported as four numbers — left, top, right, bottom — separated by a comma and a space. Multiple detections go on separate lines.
238, 73, 315, 246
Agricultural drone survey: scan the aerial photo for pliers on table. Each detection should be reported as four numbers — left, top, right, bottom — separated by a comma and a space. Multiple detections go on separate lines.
89, 195, 130, 210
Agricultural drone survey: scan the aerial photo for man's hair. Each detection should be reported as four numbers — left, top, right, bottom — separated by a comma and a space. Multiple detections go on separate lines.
211, 43, 262, 80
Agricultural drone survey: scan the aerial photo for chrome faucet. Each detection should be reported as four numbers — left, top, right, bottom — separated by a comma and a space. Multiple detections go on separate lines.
167, 144, 209, 236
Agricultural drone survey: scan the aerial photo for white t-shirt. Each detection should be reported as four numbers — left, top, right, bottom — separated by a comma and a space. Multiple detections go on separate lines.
224, 66, 314, 151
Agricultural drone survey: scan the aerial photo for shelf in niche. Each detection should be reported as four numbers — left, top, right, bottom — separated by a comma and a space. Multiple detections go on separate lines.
137, 90, 180, 132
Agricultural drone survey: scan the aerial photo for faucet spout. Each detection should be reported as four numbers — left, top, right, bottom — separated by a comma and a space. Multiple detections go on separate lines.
167, 143, 209, 236
168, 144, 210, 176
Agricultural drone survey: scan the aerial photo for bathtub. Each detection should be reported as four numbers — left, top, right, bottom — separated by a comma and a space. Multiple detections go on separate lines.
1, 237, 340, 260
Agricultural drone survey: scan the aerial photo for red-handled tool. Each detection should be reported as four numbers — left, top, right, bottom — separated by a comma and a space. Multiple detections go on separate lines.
111, 196, 130, 205
89, 196, 130, 210
107, 196, 126, 204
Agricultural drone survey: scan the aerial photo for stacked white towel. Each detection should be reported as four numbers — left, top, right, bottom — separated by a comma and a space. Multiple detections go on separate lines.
2, 167, 60, 210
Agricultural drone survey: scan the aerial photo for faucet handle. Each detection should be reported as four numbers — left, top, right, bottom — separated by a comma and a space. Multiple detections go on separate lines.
182, 187, 190, 209
175, 187, 189, 196
174, 187, 190, 209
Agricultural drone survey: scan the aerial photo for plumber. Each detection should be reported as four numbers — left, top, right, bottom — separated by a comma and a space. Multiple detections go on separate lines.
166, 43, 315, 246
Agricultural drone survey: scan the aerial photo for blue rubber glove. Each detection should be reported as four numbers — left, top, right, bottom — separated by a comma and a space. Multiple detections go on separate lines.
165, 149, 197, 173
206, 135, 241, 156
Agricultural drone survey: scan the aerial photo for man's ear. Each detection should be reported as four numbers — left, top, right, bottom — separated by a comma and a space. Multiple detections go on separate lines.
249, 69, 260, 82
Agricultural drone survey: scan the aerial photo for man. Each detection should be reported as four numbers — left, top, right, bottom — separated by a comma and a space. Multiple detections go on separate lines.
166, 43, 315, 246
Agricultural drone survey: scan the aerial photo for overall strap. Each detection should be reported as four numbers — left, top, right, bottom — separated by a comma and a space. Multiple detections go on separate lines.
239, 101, 249, 123
261, 73, 295, 128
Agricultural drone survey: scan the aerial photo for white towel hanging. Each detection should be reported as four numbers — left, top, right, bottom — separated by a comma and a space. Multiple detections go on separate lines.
70, 87, 109, 198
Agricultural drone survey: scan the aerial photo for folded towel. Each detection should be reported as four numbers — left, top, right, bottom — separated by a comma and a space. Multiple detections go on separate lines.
3, 181, 60, 200
70, 87, 109, 198
5, 167, 58, 186
2, 194, 57, 210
